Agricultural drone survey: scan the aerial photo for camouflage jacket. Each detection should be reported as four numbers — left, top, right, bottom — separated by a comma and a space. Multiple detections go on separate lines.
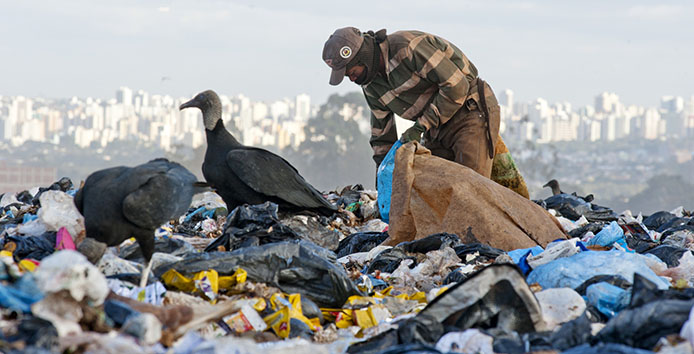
363, 30, 480, 165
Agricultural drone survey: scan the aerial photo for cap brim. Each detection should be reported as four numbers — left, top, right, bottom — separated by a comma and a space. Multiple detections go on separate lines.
329, 66, 347, 86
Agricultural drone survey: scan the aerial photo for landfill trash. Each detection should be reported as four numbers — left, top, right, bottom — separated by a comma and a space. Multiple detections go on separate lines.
377, 140, 403, 224
2, 232, 56, 261
336, 232, 389, 258
596, 298, 694, 349
526, 238, 582, 269
586, 221, 624, 247
535, 287, 586, 330
586, 282, 630, 318
5, 176, 694, 353
204, 202, 301, 252
0, 273, 43, 313
435, 329, 494, 354
527, 250, 670, 290
34, 250, 108, 304
158, 240, 362, 307
121, 312, 163, 345
37, 190, 84, 239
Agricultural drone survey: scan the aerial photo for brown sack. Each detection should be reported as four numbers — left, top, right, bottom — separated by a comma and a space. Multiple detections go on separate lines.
385, 142, 567, 251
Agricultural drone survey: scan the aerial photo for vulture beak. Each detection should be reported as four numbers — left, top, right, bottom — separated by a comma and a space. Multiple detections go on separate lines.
179, 98, 198, 110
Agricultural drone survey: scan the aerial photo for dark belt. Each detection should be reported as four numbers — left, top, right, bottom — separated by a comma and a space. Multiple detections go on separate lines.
476, 77, 495, 159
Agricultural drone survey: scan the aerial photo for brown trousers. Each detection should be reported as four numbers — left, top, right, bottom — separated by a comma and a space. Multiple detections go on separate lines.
422, 81, 501, 179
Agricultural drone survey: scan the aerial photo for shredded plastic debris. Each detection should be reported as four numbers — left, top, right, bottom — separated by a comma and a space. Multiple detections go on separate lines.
1, 176, 694, 353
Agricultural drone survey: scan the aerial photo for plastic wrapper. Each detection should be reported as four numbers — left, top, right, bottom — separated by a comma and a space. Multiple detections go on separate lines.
526, 238, 581, 269
37, 190, 84, 239
435, 329, 494, 354
535, 287, 586, 330
108, 279, 167, 305
34, 250, 108, 304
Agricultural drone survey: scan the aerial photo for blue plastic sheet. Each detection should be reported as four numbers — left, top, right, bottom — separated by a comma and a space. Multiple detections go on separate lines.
527, 250, 669, 290
377, 141, 403, 224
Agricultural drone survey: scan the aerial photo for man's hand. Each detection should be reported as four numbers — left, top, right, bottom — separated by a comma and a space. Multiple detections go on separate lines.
400, 121, 426, 143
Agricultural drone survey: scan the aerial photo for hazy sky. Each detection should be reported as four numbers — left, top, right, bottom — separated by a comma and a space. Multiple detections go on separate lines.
1, 0, 692, 107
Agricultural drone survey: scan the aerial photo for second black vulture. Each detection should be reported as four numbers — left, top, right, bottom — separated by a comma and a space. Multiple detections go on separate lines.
74, 158, 201, 287
179, 90, 336, 216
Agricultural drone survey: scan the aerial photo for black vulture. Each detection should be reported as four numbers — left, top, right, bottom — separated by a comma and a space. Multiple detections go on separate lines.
543, 179, 594, 203
179, 90, 336, 216
73, 158, 200, 287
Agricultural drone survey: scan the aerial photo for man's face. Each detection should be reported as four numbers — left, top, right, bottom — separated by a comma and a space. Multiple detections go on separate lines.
346, 64, 367, 83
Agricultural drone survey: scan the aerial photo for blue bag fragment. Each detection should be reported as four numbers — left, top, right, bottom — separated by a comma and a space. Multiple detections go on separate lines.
0, 274, 44, 313
507, 246, 544, 264
586, 221, 624, 247
377, 141, 403, 224
586, 282, 630, 318
527, 250, 669, 290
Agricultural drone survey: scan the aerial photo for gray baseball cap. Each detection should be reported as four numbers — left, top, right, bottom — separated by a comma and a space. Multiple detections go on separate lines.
322, 27, 364, 85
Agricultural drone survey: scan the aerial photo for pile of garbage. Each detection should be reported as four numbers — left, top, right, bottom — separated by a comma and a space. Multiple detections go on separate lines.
2, 179, 694, 353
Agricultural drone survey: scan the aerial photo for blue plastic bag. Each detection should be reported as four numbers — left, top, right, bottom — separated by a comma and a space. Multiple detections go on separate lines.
586, 282, 630, 318
586, 221, 624, 247
527, 250, 669, 290
377, 141, 403, 224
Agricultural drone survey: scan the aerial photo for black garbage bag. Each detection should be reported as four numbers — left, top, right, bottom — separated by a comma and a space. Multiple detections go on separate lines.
365, 247, 416, 274
660, 225, 694, 247
629, 274, 694, 308
104, 299, 140, 326
491, 330, 553, 354
574, 275, 631, 296
569, 222, 607, 239
625, 232, 657, 254
398, 233, 461, 254
336, 231, 389, 258
366, 233, 461, 274
3, 316, 58, 352
346, 328, 399, 354
32, 177, 74, 206
561, 343, 655, 354
418, 264, 545, 334
346, 314, 443, 354
657, 217, 692, 233
644, 244, 689, 267
204, 202, 300, 252
3, 233, 56, 261
442, 268, 468, 285
549, 313, 594, 351
119, 237, 196, 263
643, 211, 677, 231
453, 243, 504, 263
155, 240, 361, 308
596, 298, 694, 349
15, 191, 33, 205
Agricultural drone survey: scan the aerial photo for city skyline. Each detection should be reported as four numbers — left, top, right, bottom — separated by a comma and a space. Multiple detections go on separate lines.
1, 1, 693, 108
2, 85, 693, 154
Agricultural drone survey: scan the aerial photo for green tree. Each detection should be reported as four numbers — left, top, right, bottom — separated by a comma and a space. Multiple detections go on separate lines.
282, 92, 375, 191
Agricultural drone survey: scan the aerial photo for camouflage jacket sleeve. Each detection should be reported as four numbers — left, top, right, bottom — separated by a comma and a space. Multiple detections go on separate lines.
363, 88, 397, 166
410, 35, 475, 130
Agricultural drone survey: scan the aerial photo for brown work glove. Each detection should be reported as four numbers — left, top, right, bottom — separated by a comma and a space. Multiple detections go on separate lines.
400, 121, 426, 143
